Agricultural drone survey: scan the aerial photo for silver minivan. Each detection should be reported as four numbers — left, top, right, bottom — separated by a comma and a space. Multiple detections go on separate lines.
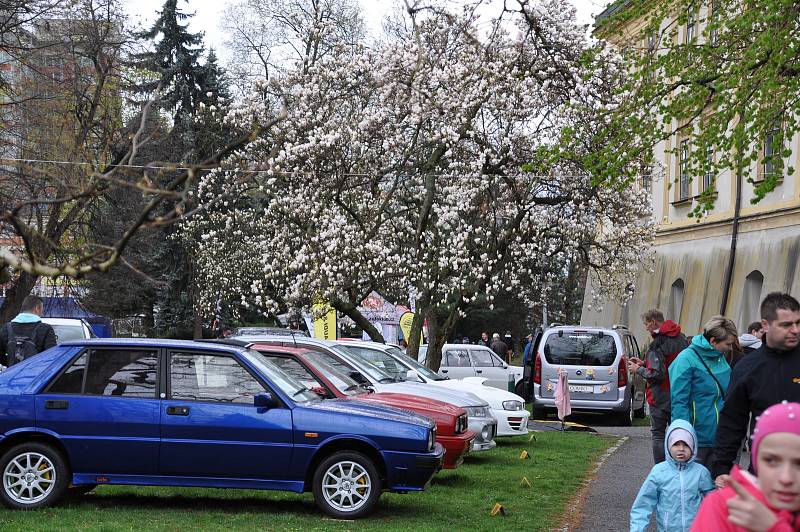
528, 325, 646, 426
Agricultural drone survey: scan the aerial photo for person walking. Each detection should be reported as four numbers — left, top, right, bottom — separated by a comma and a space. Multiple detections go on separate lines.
628, 309, 689, 463
738, 321, 763, 354
711, 292, 800, 481
490, 333, 508, 360
0, 295, 57, 368
669, 315, 736, 466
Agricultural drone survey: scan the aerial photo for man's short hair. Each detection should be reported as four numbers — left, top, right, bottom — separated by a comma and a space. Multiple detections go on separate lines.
20, 295, 44, 313
641, 309, 665, 323
760, 292, 800, 323
492, 333, 500, 339
747, 321, 763, 335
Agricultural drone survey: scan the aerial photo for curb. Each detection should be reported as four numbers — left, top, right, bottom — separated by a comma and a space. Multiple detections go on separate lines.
554, 435, 629, 532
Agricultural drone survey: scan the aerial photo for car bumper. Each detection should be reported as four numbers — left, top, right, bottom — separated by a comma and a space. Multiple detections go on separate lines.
437, 430, 476, 469
533, 384, 630, 412
468, 415, 497, 451
383, 442, 445, 492
493, 409, 530, 436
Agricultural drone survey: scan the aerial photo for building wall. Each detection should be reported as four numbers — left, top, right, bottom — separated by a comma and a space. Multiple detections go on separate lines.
583, 3, 800, 342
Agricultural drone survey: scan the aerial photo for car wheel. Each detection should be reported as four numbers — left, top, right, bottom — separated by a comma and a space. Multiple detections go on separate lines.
531, 404, 547, 420
313, 451, 381, 519
613, 401, 633, 427
0, 442, 68, 510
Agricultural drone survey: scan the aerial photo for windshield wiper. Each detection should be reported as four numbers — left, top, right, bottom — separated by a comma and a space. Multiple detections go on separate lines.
292, 387, 311, 397
378, 377, 395, 384
343, 384, 360, 392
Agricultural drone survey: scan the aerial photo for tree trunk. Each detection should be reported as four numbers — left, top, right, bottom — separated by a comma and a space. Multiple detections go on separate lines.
424, 302, 464, 372
0, 272, 39, 323
331, 299, 385, 343
406, 290, 432, 360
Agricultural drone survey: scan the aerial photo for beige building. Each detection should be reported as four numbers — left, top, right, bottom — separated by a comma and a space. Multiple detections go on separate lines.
581, 1, 800, 340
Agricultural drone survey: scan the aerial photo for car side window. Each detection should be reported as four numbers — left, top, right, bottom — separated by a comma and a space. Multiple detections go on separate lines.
629, 335, 641, 357
445, 349, 470, 367
471, 349, 502, 367
83, 349, 158, 398
268, 356, 323, 390
170, 352, 266, 404
47, 352, 88, 394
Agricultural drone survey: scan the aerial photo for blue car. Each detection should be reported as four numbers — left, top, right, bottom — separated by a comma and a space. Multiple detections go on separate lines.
0, 339, 443, 518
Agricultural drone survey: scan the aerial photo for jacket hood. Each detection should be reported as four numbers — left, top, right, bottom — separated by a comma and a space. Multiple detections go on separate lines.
664, 418, 698, 466
739, 333, 763, 349
690, 333, 723, 359
658, 320, 682, 337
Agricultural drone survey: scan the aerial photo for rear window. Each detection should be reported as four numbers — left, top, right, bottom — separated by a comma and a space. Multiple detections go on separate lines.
543, 332, 617, 366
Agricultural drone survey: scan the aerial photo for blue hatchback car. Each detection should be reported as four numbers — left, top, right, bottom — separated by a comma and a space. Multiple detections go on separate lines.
0, 339, 443, 518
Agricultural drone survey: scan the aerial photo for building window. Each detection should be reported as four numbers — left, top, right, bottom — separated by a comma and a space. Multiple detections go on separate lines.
679, 139, 690, 199
686, 7, 696, 43
703, 146, 714, 191
741, 270, 764, 329
709, 0, 720, 46
763, 125, 782, 178
640, 163, 652, 193
669, 279, 685, 324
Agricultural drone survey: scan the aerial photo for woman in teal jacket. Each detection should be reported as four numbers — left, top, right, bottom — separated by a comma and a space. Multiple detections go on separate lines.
669, 315, 736, 466
630, 419, 715, 531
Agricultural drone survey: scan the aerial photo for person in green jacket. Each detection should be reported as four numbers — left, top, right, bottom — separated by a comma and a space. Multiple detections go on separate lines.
670, 315, 736, 466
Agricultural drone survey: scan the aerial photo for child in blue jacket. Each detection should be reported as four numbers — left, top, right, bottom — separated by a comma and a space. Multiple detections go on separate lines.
630, 419, 715, 532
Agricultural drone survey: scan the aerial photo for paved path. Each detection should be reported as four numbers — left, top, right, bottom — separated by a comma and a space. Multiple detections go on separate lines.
558, 415, 654, 532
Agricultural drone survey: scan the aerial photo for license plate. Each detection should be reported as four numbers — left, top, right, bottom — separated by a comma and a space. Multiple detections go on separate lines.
569, 385, 594, 393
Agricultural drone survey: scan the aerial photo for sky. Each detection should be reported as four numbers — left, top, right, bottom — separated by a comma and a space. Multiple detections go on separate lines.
123, 0, 608, 54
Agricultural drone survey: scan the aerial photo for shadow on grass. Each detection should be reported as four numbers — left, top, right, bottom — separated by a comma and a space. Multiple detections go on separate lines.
61, 492, 318, 516
430, 473, 470, 488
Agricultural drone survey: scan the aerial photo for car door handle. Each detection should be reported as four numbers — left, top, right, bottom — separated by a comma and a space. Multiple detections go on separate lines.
476, 370, 483, 374
166, 406, 190, 416
45, 400, 68, 410
441, 369, 448, 373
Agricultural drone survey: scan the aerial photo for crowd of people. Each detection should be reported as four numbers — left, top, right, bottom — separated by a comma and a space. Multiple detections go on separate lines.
629, 292, 800, 531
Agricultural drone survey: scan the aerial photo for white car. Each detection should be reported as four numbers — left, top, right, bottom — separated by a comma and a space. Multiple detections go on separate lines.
338, 341, 529, 437
419, 344, 525, 396
41, 317, 96, 343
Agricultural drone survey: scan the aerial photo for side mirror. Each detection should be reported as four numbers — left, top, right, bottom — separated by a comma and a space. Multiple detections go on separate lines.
311, 386, 329, 398
502, 364, 508, 369
405, 369, 418, 382
254, 392, 277, 408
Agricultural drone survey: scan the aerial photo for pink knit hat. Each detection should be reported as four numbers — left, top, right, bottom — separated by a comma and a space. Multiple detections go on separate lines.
752, 401, 800, 472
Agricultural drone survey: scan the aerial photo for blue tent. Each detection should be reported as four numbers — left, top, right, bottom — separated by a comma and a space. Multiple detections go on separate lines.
0, 296, 112, 337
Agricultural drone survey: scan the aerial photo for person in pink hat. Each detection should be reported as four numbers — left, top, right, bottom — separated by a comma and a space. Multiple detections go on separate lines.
691, 401, 800, 531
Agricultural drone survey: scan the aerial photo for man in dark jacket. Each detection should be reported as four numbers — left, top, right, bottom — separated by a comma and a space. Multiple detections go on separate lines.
711, 292, 800, 481
0, 295, 57, 368
628, 308, 689, 463
490, 333, 508, 360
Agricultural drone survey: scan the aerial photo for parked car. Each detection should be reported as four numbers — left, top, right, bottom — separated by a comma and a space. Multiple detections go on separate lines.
233, 335, 498, 452
418, 344, 524, 395
338, 341, 529, 437
41, 318, 96, 343
250, 343, 475, 469
233, 327, 309, 337
527, 325, 647, 425
0, 339, 443, 518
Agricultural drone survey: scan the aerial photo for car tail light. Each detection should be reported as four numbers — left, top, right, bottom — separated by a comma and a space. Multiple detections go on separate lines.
533, 353, 542, 385
618, 356, 627, 387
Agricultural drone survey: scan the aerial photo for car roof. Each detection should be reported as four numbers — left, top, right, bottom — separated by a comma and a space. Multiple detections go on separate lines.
42, 317, 88, 325
59, 338, 248, 353
249, 343, 319, 356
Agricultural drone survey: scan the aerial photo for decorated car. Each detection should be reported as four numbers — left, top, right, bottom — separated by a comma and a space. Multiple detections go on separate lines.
0, 339, 443, 518
249, 343, 475, 469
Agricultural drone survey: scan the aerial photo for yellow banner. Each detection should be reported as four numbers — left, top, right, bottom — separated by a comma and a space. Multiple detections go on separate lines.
313, 303, 337, 340
399, 311, 422, 344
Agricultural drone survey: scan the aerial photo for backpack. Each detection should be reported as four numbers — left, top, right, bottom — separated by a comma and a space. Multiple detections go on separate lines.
4, 323, 43, 366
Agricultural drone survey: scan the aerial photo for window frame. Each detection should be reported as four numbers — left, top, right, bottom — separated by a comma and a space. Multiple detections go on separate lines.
686, 6, 696, 43
679, 138, 691, 200
703, 146, 715, 192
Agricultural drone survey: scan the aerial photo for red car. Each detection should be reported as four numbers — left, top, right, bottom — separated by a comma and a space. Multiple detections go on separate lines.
251, 343, 475, 469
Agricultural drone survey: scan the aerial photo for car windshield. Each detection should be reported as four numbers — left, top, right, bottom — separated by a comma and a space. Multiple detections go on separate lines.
341, 346, 409, 382
384, 346, 444, 381
243, 349, 320, 402
304, 352, 365, 396
543, 332, 618, 366
51, 324, 87, 343
321, 344, 396, 383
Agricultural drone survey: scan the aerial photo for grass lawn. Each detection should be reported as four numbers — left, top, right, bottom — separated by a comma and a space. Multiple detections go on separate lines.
0, 433, 617, 531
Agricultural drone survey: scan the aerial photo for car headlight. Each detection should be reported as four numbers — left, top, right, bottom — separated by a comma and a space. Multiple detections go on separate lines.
456, 414, 467, 434
428, 427, 436, 451
502, 400, 524, 411
465, 406, 490, 418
